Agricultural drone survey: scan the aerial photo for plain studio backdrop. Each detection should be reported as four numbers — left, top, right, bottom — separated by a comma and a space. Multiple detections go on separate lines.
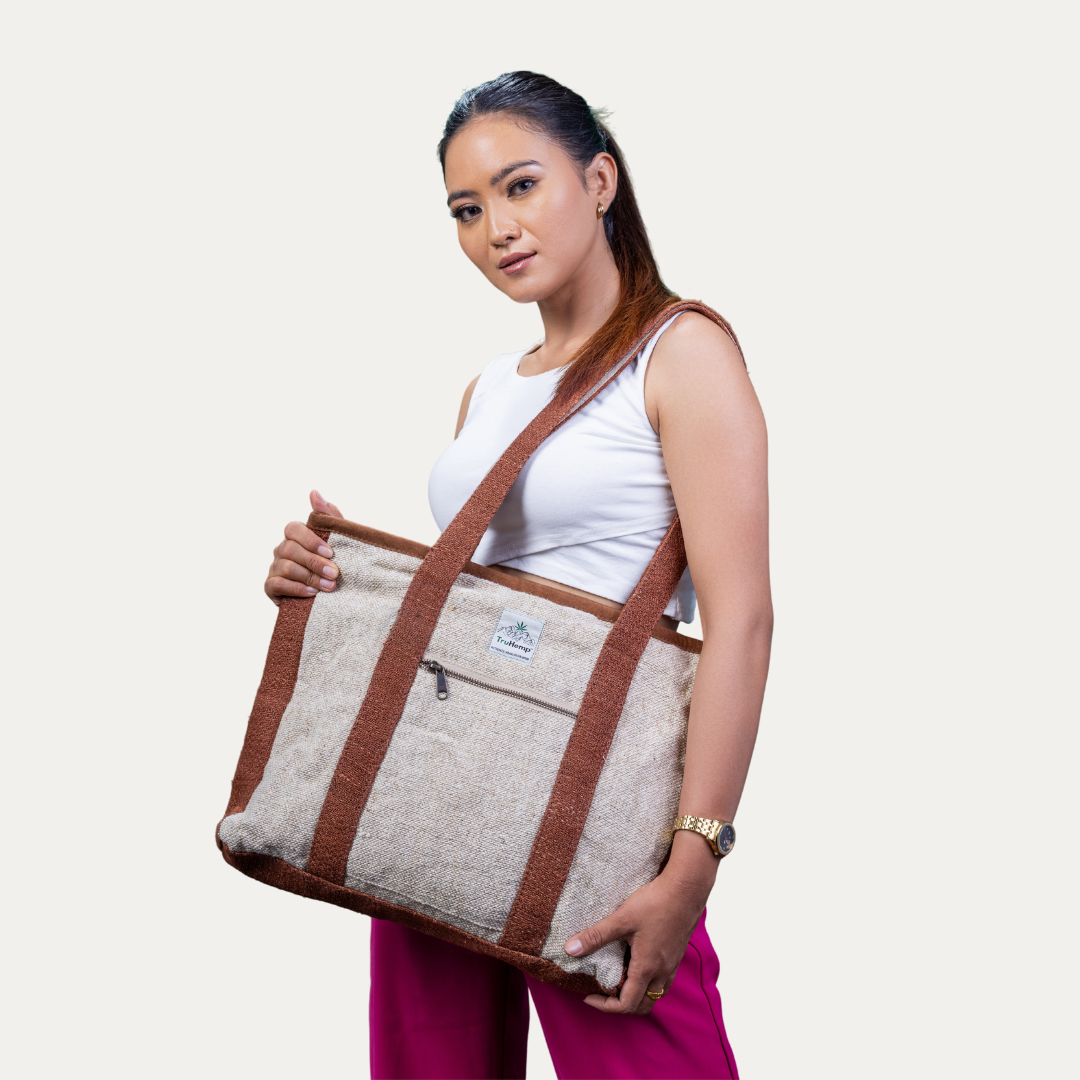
1, 2, 1076, 1077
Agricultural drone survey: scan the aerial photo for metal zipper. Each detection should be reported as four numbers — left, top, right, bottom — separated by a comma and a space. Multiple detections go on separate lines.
419, 659, 578, 719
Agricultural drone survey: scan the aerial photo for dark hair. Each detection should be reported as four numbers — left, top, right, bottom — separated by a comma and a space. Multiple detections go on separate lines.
438, 71, 678, 404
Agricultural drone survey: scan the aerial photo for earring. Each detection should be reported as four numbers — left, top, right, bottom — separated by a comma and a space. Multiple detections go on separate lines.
597, 202, 605, 219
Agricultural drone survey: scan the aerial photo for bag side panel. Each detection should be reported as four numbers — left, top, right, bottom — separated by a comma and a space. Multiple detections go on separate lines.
217, 534, 421, 866
539, 637, 696, 990
222, 592, 318, 822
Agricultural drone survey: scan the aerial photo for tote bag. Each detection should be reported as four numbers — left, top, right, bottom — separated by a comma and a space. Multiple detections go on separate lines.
217, 301, 740, 995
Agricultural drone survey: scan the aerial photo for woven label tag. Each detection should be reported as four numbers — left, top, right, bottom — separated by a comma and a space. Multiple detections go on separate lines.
487, 608, 545, 666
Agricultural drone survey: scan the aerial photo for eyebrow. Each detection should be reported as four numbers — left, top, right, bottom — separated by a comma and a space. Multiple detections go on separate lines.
446, 159, 542, 206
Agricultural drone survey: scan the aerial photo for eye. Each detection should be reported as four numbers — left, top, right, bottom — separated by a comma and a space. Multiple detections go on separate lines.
508, 177, 535, 197
450, 203, 481, 222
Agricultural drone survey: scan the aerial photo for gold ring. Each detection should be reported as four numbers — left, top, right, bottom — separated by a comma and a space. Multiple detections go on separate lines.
645, 988, 665, 1001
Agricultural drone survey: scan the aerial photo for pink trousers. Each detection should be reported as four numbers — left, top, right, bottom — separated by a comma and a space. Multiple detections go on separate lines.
369, 911, 738, 1080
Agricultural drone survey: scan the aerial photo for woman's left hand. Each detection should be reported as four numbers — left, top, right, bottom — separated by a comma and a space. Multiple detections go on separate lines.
564, 833, 718, 1014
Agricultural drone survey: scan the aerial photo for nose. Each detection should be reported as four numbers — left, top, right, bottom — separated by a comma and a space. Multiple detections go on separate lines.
488, 211, 519, 247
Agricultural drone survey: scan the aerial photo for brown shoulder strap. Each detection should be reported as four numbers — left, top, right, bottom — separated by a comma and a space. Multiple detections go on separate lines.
497, 514, 690, 954
305, 301, 738, 887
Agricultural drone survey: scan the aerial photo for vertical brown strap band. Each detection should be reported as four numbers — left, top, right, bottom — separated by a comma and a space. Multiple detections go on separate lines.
223, 597, 315, 820
496, 517, 690, 954
305, 302, 736, 884
219, 526, 332, 833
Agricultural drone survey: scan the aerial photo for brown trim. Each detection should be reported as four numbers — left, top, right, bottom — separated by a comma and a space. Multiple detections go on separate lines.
308, 513, 702, 656
650, 620, 702, 654
306, 303, 718, 887
221, 843, 622, 996
498, 519, 691, 955
216, 532, 330, 844
310, 516, 431, 562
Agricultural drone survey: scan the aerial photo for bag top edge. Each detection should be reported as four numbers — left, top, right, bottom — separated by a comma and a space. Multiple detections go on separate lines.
307, 513, 702, 656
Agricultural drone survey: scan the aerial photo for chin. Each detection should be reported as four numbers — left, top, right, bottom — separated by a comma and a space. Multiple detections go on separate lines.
496, 274, 558, 306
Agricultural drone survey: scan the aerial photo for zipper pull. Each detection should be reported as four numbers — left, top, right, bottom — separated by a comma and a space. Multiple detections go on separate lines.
430, 662, 449, 700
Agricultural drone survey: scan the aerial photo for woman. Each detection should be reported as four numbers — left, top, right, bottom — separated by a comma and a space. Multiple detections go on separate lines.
264, 72, 770, 1080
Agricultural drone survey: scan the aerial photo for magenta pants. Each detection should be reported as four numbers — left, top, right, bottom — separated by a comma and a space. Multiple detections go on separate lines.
369, 910, 738, 1080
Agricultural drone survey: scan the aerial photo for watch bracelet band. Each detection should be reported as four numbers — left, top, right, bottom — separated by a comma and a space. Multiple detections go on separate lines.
673, 814, 734, 857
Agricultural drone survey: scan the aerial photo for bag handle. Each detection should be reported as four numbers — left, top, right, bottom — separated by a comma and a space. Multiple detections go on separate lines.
305, 301, 741, 889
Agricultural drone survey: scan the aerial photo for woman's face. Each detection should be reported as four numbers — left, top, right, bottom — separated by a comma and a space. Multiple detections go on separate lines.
443, 115, 616, 305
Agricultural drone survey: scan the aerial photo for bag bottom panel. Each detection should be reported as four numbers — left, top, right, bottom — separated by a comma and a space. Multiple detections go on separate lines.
219, 842, 621, 997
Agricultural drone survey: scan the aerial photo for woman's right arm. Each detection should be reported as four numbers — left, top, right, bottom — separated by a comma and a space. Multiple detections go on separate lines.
263, 489, 342, 605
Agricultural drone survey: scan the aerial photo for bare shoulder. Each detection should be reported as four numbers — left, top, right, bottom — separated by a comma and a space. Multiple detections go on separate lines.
650, 311, 745, 378
646, 310, 757, 433
455, 374, 481, 438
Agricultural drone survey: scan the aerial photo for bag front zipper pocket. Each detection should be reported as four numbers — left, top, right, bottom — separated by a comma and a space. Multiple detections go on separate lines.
419, 658, 578, 720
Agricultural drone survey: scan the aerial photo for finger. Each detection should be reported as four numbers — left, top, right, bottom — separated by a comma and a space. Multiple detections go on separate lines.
584, 992, 651, 1015
634, 972, 676, 1015
583, 958, 675, 1016
276, 539, 339, 584
283, 520, 335, 560
310, 490, 343, 519
272, 555, 338, 593
617, 966, 653, 1014
583, 970, 653, 1015
565, 913, 630, 959
265, 575, 320, 600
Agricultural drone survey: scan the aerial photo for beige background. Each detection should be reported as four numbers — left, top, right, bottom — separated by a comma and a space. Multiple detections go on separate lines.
2, 2, 1076, 1077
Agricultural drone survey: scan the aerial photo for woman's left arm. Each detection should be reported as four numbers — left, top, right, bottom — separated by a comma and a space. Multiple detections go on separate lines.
566, 312, 773, 1014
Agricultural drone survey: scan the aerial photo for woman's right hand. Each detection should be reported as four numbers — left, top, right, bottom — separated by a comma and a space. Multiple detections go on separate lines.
264, 490, 343, 605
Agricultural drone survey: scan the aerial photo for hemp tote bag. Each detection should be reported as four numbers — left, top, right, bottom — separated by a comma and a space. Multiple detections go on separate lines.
217, 301, 741, 995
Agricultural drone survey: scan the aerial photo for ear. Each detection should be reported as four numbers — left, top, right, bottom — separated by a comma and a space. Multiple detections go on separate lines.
587, 152, 618, 210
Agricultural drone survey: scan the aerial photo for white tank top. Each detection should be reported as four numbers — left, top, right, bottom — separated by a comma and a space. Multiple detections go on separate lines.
428, 314, 695, 622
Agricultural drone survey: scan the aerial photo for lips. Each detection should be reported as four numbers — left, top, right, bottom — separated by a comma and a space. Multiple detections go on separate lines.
498, 251, 536, 274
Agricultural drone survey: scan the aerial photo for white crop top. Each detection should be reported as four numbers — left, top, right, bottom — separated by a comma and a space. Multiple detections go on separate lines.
428, 314, 695, 623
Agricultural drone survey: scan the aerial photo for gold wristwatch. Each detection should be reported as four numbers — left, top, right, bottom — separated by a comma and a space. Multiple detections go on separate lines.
673, 815, 736, 857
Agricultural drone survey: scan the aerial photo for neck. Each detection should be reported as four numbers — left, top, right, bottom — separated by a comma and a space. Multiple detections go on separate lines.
521, 239, 622, 376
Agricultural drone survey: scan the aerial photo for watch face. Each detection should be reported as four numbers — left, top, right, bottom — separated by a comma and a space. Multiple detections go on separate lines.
717, 823, 736, 856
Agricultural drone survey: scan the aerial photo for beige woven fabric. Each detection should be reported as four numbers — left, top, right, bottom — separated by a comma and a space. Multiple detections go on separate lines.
539, 637, 693, 985
218, 535, 416, 868
219, 532, 697, 989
